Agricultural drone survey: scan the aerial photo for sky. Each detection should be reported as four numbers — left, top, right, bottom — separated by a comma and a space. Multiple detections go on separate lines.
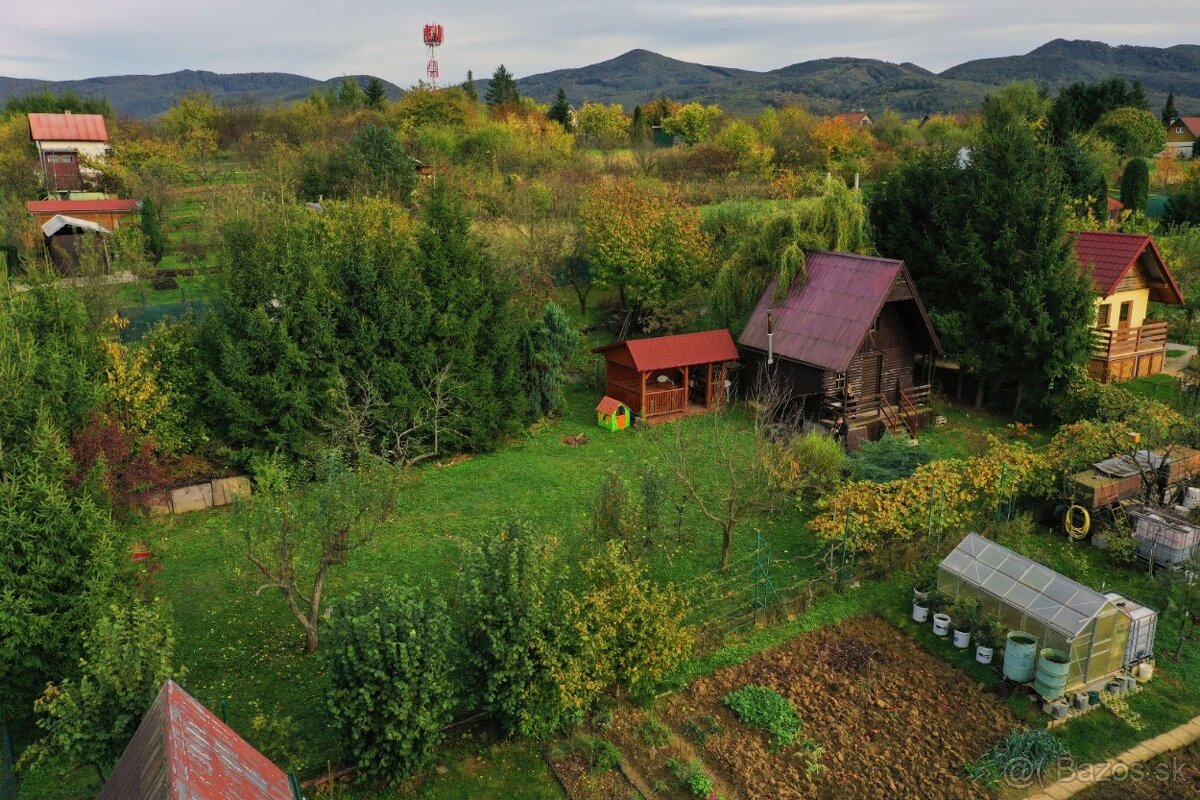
1, 1, 1197, 85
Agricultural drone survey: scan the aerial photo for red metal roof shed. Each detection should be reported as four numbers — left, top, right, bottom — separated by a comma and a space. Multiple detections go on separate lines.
27, 112, 109, 142
739, 251, 942, 373
98, 681, 293, 800
592, 329, 739, 372
1072, 231, 1185, 304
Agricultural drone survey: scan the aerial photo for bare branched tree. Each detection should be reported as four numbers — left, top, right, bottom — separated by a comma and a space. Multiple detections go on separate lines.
658, 406, 774, 572
238, 452, 401, 652
388, 364, 467, 466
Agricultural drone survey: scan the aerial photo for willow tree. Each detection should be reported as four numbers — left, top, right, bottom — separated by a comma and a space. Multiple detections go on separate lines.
711, 177, 872, 331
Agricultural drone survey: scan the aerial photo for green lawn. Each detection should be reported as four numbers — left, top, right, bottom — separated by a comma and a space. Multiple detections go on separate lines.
128, 386, 820, 798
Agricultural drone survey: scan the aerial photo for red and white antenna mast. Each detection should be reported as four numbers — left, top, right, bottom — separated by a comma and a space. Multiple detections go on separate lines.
423, 23, 444, 87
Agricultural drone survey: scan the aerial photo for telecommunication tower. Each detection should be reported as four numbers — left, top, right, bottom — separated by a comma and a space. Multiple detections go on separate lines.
423, 23, 444, 87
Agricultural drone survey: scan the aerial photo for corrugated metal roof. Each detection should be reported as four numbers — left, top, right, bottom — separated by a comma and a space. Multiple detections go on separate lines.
98, 681, 293, 800
940, 533, 1113, 638
41, 214, 110, 236
27, 199, 138, 214
27, 112, 109, 141
1072, 231, 1185, 304
738, 251, 942, 373
593, 329, 738, 372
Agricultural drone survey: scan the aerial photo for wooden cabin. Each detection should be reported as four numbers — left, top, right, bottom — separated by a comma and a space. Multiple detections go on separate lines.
738, 251, 944, 450
1074, 232, 1186, 383
592, 329, 739, 424
28, 112, 111, 196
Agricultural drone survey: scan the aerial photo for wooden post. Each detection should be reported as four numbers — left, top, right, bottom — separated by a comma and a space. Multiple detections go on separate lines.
640, 371, 647, 417
682, 365, 689, 412
706, 363, 713, 407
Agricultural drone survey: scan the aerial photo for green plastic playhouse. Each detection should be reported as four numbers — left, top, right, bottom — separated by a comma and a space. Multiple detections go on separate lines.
596, 396, 630, 431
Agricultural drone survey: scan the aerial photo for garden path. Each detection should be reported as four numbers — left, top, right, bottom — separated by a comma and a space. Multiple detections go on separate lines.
1025, 713, 1200, 799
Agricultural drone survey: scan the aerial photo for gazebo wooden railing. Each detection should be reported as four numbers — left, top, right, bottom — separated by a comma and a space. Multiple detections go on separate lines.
1091, 322, 1169, 360
644, 387, 687, 418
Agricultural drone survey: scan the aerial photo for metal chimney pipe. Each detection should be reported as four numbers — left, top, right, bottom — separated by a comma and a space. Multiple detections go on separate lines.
766, 311, 775, 365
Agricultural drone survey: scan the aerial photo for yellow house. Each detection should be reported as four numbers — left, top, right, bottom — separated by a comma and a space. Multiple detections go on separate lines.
1163, 116, 1200, 158
1074, 231, 1186, 383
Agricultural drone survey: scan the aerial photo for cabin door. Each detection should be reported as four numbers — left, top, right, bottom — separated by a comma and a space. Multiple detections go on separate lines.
861, 350, 883, 399
1117, 301, 1132, 331
45, 152, 82, 192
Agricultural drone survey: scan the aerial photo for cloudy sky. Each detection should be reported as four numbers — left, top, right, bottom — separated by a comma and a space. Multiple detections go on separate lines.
2, 1, 1197, 84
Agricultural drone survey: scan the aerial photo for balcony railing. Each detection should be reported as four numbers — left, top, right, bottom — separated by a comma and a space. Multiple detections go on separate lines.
644, 387, 686, 417
1091, 322, 1169, 361
823, 383, 933, 427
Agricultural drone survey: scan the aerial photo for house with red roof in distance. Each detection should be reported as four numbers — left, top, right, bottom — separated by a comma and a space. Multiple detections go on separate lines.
1073, 231, 1186, 383
592, 329, 739, 424
737, 251, 943, 450
1163, 116, 1200, 158
98, 680, 297, 800
833, 111, 872, 128
1107, 197, 1124, 224
27, 111, 111, 195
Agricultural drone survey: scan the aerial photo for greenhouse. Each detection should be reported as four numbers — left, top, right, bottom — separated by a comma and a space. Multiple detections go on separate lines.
938, 534, 1130, 693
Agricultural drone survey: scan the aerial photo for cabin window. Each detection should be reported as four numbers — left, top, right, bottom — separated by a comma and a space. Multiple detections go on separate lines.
1097, 304, 1111, 327
1118, 302, 1131, 322
1178, 126, 1185, 133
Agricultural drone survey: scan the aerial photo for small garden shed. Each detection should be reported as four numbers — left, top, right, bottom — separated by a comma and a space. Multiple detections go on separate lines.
938, 533, 1130, 693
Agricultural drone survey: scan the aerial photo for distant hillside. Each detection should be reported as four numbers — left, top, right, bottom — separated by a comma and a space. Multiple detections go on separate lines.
0, 70, 405, 117
510, 39, 1200, 115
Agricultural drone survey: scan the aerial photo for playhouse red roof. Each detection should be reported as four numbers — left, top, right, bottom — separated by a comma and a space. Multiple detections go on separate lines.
1072, 231, 1185, 304
739, 251, 942, 373
596, 396, 625, 415
592, 329, 738, 372
98, 681, 293, 800
27, 112, 109, 141
27, 199, 139, 215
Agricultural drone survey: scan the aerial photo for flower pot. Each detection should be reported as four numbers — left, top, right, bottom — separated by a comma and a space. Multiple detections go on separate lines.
913, 588, 929, 604
931, 613, 951, 636
912, 602, 929, 623
952, 628, 971, 649
1136, 661, 1154, 681
976, 645, 994, 664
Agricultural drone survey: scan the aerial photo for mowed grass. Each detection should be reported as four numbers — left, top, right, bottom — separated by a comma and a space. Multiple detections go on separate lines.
142, 386, 819, 797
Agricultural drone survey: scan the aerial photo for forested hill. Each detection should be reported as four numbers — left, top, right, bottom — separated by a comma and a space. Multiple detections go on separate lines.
4, 39, 1197, 118
0, 71, 404, 117
514, 39, 1200, 115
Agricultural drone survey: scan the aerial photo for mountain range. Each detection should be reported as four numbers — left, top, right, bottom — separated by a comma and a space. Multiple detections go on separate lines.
1, 39, 1197, 119
0, 71, 405, 118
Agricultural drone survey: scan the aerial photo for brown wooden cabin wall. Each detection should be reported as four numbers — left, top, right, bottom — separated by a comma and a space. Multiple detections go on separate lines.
844, 303, 917, 402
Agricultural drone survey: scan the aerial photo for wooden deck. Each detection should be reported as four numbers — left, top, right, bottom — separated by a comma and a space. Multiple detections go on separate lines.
638, 402, 712, 425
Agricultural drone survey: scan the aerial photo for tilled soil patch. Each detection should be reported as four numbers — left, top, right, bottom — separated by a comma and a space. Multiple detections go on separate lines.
546, 749, 642, 800
661, 615, 1015, 800
606, 706, 743, 800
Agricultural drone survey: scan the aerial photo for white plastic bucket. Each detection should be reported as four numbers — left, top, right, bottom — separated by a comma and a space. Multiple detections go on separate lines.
953, 629, 971, 649
912, 602, 929, 623
932, 613, 951, 636
976, 645, 994, 664
1137, 661, 1154, 681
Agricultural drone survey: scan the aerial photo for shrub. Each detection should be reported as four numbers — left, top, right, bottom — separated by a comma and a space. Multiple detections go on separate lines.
723, 685, 803, 750
764, 430, 845, 499
323, 585, 456, 786
965, 729, 1069, 788
637, 718, 672, 748
847, 433, 931, 482
575, 735, 621, 774
666, 757, 715, 798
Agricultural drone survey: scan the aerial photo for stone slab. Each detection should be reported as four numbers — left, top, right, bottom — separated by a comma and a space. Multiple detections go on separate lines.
170, 482, 214, 514
211, 475, 251, 507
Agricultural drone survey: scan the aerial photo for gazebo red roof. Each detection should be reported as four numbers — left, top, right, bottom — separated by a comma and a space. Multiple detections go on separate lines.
27, 112, 109, 141
592, 329, 738, 372
27, 199, 139, 215
1072, 231, 1185, 304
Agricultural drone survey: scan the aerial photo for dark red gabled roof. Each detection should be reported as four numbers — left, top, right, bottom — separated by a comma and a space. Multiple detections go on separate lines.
597, 396, 627, 415
739, 251, 943, 373
592, 329, 738, 372
1107, 197, 1123, 212
1072, 231, 1185, 304
27, 112, 109, 141
98, 681, 293, 800
27, 199, 139, 214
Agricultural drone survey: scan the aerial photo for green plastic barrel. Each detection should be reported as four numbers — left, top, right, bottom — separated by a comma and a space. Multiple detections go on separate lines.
1034, 648, 1071, 699
1003, 632, 1038, 682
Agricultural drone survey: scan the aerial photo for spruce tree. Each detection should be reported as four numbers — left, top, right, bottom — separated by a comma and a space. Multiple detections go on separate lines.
462, 70, 478, 103
140, 195, 164, 264
485, 64, 519, 109
1120, 158, 1150, 214
1162, 91, 1178, 125
547, 87, 572, 131
364, 77, 387, 109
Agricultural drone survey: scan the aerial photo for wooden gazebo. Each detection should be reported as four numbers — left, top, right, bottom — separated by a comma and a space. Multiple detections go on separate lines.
592, 329, 739, 423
